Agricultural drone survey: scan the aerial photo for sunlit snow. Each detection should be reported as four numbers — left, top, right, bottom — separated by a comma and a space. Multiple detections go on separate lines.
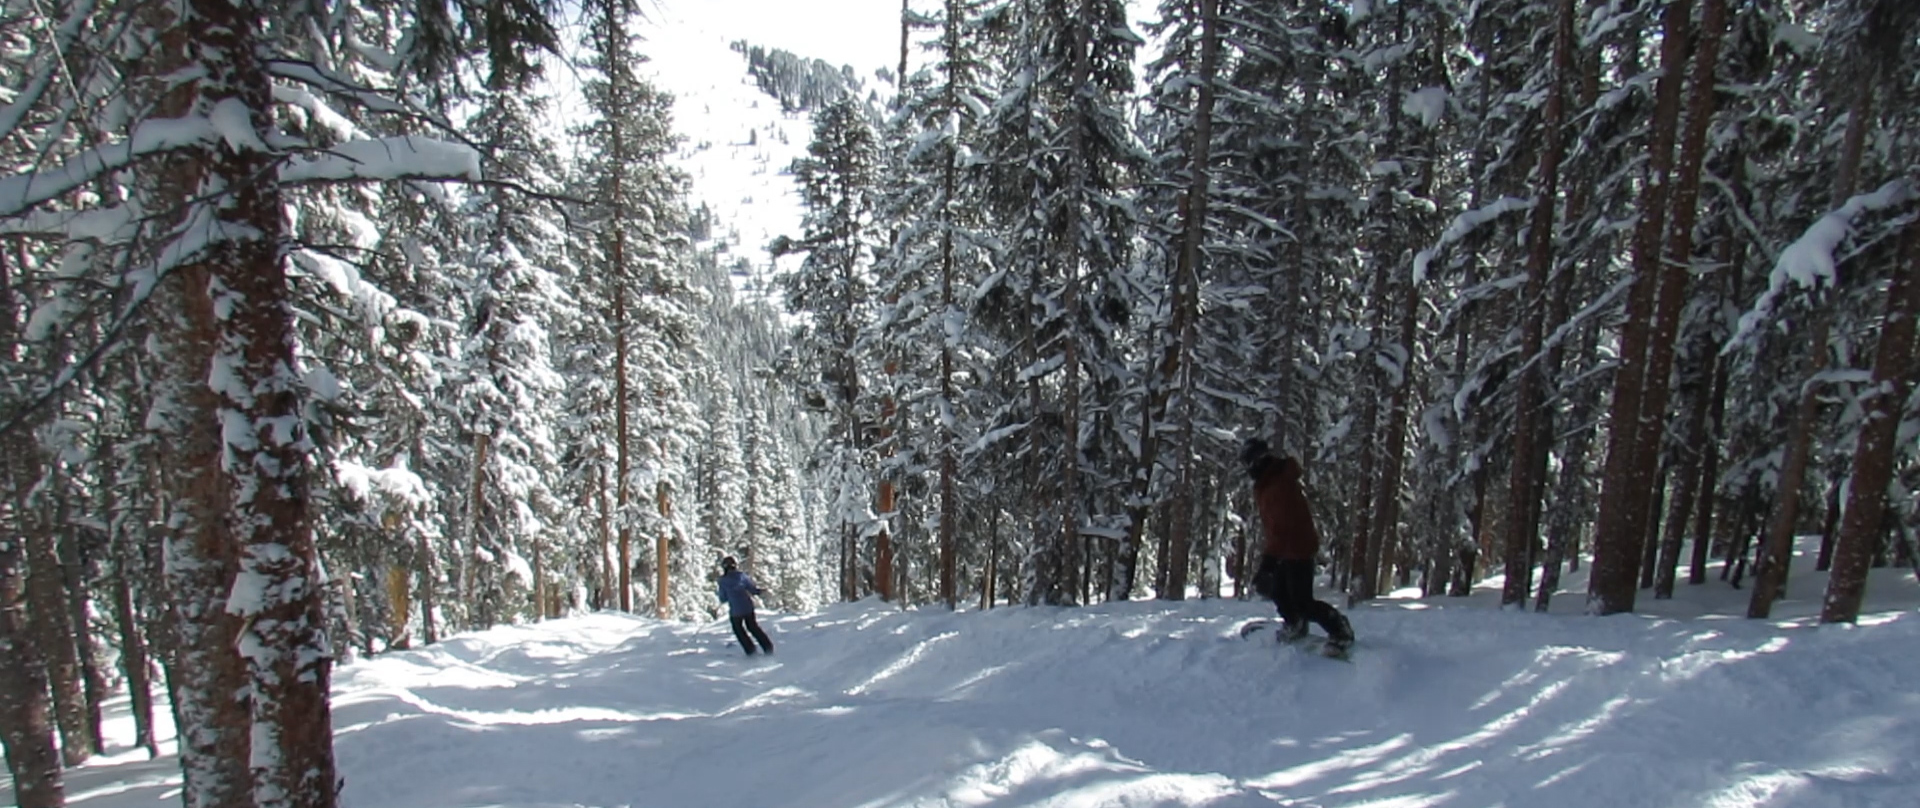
40, 536, 1920, 808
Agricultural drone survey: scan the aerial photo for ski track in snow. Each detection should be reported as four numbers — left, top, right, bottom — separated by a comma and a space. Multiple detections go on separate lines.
39, 554, 1920, 808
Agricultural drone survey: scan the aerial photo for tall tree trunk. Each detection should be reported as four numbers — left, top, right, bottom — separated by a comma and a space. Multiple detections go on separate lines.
149, 145, 256, 808
26, 492, 92, 766
1636, 0, 1727, 599
1587, 0, 1695, 614
58, 516, 107, 755
1162, 0, 1219, 603
101, 435, 157, 757
466, 432, 490, 625
0, 252, 63, 804
1822, 220, 1920, 623
1750, 82, 1875, 619
194, 3, 338, 802
938, 68, 959, 606
112, 554, 157, 758
1689, 233, 1740, 586
1654, 364, 1713, 598
656, 482, 672, 616
0, 513, 64, 808
1504, 0, 1576, 608
608, 0, 634, 614
1056, 0, 1096, 606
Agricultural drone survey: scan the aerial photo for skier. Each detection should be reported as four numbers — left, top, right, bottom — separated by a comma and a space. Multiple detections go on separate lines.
1240, 438, 1355, 656
717, 556, 775, 656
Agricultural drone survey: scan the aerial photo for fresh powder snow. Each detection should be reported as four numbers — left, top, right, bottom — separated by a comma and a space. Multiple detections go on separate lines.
39, 536, 1918, 808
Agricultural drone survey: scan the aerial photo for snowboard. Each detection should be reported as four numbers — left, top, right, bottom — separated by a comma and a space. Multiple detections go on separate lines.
1237, 618, 1352, 662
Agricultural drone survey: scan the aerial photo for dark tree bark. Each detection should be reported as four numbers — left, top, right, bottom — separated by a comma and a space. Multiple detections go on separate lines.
1822, 220, 1920, 623
1816, 475, 1844, 571
57, 519, 107, 756
1160, 0, 1220, 602
1629, 0, 1728, 602
25, 491, 92, 766
1750, 81, 1875, 619
111, 554, 157, 758
194, 1, 338, 801
1688, 237, 1738, 586
1503, 0, 1576, 608
1588, 0, 1699, 614
0, 252, 64, 808
1655, 365, 1713, 598
0, 520, 65, 808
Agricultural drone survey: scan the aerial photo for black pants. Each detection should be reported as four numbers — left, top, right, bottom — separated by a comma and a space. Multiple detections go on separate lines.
1253, 556, 1353, 643
730, 613, 773, 655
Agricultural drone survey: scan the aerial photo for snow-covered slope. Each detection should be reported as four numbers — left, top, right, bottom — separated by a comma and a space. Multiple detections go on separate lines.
544, 1, 900, 296
49, 542, 1920, 808
638, 0, 901, 293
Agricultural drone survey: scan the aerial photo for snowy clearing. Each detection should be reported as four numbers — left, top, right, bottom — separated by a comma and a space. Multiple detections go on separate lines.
40, 541, 1920, 808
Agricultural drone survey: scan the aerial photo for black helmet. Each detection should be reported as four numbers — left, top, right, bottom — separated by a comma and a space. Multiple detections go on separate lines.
1238, 438, 1270, 468
721, 556, 738, 571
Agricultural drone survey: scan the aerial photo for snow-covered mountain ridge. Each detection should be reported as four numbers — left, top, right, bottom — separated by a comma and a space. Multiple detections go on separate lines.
631, 0, 902, 294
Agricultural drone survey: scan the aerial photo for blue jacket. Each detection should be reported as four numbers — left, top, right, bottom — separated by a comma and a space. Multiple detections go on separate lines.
717, 570, 763, 617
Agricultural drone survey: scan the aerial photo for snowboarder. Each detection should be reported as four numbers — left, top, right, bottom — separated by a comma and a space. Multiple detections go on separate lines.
718, 556, 775, 656
1241, 438, 1355, 656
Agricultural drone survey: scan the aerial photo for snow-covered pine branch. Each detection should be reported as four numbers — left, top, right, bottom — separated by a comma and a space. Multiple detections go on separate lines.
278, 136, 482, 184
1728, 178, 1916, 351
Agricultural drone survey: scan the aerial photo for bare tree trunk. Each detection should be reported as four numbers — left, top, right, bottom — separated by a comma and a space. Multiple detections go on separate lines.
1588, 0, 1698, 614
599, 0, 638, 617
938, 69, 959, 606
0, 530, 64, 808
1627, 0, 1728, 601
1655, 371, 1712, 598
112, 555, 158, 757
1689, 240, 1737, 586
0, 347, 63, 808
1504, 0, 1576, 608
27, 493, 93, 766
1160, 0, 1219, 603
1750, 76, 1875, 619
58, 518, 107, 755
656, 482, 673, 616
1822, 220, 1920, 623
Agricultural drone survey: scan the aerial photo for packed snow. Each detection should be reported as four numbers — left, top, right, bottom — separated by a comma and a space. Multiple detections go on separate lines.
38, 536, 1919, 808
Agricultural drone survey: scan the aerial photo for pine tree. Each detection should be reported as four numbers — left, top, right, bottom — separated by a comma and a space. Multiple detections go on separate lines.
778, 94, 884, 602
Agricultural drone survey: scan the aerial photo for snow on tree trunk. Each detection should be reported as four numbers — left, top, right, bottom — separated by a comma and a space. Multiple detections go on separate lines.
138, 2, 338, 806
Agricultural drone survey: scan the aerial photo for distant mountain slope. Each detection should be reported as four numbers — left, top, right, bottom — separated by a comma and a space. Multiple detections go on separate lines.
631, 1, 899, 298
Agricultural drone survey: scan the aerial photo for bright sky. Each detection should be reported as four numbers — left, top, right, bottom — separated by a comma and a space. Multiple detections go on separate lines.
538, 0, 1160, 295
643, 0, 907, 77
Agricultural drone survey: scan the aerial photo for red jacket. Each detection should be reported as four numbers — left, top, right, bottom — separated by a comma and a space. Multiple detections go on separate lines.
1252, 456, 1321, 561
